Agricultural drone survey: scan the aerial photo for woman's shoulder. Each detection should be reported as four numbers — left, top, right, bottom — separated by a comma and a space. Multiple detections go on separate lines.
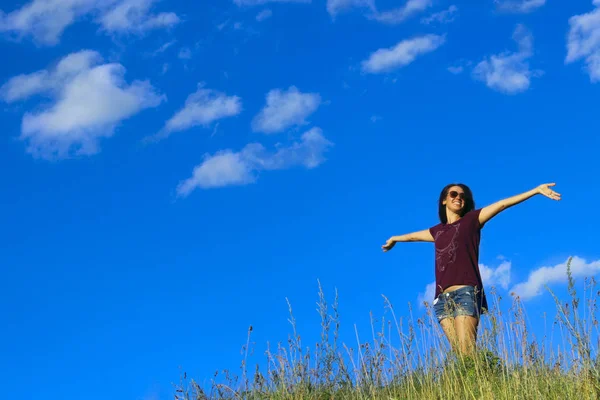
463, 208, 484, 229
428, 222, 444, 236
464, 208, 483, 219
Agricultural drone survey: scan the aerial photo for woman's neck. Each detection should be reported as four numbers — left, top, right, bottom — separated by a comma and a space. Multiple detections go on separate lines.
446, 210, 462, 224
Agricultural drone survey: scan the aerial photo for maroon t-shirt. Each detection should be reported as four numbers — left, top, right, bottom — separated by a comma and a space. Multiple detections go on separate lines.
429, 208, 488, 311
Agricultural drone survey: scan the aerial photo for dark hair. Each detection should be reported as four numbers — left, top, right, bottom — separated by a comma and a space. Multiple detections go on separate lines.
438, 183, 475, 224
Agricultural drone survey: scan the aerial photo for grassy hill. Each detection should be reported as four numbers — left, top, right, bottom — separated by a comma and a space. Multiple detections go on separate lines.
175, 258, 599, 399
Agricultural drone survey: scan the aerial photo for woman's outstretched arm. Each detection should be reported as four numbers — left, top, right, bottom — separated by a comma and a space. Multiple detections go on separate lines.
479, 183, 561, 226
382, 229, 434, 252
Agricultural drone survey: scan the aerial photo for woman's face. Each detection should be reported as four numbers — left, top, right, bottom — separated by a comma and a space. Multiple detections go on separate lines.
443, 185, 466, 214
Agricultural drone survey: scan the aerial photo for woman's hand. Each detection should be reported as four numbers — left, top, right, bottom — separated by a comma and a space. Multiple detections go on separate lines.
536, 183, 561, 201
382, 238, 397, 252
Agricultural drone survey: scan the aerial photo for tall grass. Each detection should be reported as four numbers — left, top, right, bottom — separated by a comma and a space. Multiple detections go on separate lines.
175, 257, 600, 399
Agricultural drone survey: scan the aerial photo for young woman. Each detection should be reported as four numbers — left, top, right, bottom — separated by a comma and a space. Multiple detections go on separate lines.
381, 183, 561, 355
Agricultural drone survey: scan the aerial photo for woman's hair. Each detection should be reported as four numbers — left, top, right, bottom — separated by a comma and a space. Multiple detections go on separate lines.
438, 183, 475, 223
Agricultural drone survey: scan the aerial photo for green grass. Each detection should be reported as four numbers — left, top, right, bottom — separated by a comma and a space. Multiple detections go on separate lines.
175, 257, 600, 399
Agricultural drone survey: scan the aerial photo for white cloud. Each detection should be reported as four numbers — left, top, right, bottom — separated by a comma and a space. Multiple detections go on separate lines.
178, 47, 192, 60
372, 0, 432, 24
326, 0, 430, 21
217, 20, 229, 31
0, 0, 178, 45
361, 34, 445, 74
158, 84, 242, 138
176, 127, 333, 196
0, 70, 49, 103
566, 2, 600, 82
472, 24, 539, 94
421, 5, 458, 24
447, 65, 464, 74
447, 60, 472, 75
510, 256, 600, 300
153, 40, 177, 55
0, 0, 100, 45
178, 150, 256, 193
233, 0, 310, 6
251, 86, 321, 134
98, 0, 180, 34
327, 0, 375, 17
256, 9, 273, 21
0, 50, 163, 158
480, 261, 511, 290
495, 0, 545, 13
417, 260, 512, 306
417, 282, 437, 306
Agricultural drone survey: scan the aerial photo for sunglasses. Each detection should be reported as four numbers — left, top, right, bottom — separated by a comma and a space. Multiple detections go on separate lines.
448, 190, 466, 200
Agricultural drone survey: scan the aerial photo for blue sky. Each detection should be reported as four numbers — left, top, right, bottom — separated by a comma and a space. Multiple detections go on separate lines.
1, 0, 599, 399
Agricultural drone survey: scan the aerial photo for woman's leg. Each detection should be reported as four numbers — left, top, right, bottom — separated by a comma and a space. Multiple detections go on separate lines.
440, 317, 458, 351
454, 316, 478, 355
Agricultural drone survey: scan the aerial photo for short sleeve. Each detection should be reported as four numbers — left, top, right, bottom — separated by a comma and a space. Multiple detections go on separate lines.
468, 208, 483, 230
429, 223, 442, 240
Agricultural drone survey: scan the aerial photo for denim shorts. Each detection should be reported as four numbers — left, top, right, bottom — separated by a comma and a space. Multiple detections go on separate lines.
433, 286, 483, 322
